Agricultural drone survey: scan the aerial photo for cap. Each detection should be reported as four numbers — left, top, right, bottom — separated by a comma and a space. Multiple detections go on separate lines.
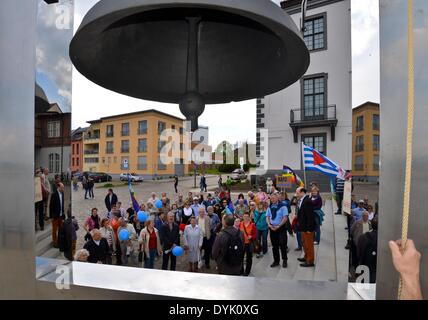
359, 199, 365, 203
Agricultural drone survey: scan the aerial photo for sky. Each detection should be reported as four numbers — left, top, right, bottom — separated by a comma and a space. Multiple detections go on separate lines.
36, 0, 380, 149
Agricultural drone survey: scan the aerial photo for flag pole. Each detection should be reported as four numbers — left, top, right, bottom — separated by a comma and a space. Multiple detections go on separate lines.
301, 142, 307, 187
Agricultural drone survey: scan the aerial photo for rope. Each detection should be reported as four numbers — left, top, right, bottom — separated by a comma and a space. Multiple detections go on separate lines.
398, 0, 414, 300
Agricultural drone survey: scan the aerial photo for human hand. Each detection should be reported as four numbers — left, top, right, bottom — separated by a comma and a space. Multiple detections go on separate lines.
389, 239, 421, 279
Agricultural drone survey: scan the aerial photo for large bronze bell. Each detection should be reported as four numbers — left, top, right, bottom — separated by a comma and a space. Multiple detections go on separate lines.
70, 0, 309, 131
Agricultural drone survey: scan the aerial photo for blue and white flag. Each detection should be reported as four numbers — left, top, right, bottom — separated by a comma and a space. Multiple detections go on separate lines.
302, 143, 346, 179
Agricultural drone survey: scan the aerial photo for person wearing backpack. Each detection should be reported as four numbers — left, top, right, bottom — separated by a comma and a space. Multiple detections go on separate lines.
212, 215, 245, 275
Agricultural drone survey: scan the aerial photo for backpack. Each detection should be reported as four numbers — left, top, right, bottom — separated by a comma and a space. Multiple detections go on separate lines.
223, 229, 244, 266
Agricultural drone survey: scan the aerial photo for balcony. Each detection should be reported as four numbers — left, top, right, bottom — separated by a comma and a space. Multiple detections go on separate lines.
289, 105, 338, 143
84, 135, 100, 142
84, 150, 99, 155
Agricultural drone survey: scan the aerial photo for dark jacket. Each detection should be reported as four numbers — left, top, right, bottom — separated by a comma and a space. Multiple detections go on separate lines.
49, 190, 65, 219
357, 230, 378, 283
297, 195, 316, 232
83, 238, 110, 264
212, 227, 245, 275
104, 193, 118, 212
159, 222, 180, 251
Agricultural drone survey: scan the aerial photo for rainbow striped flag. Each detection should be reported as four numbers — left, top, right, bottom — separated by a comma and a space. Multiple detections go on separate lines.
282, 165, 304, 187
128, 176, 140, 213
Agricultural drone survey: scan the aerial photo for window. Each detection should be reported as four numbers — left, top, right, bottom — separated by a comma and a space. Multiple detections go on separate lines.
158, 156, 167, 170
355, 136, 364, 152
302, 134, 326, 155
49, 154, 54, 172
121, 157, 129, 170
55, 154, 60, 173
373, 135, 380, 151
138, 139, 147, 153
47, 121, 60, 138
106, 125, 114, 137
158, 121, 166, 134
76, 158, 79, 166
106, 141, 114, 154
373, 155, 380, 171
121, 140, 129, 153
76, 144, 79, 155
303, 14, 326, 51
171, 125, 176, 131
138, 156, 147, 170
72, 158, 75, 166
354, 155, 364, 171
84, 158, 99, 164
179, 127, 184, 135
180, 143, 184, 151
158, 140, 167, 153
373, 114, 380, 131
303, 75, 326, 120
72, 144, 75, 155
356, 116, 364, 132
138, 120, 147, 135
121, 123, 129, 136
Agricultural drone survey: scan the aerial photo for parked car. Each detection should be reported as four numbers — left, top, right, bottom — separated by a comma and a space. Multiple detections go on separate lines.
230, 169, 247, 181
90, 172, 112, 183
120, 173, 144, 182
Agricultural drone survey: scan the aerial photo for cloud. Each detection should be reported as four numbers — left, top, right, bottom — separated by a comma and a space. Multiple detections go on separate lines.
352, 0, 380, 106
36, 0, 74, 110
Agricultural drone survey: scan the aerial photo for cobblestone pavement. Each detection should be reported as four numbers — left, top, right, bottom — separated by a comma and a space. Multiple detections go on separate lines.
71, 176, 379, 276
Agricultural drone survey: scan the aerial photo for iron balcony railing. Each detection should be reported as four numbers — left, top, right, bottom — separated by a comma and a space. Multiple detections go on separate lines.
84, 150, 99, 155
84, 135, 100, 140
290, 104, 337, 124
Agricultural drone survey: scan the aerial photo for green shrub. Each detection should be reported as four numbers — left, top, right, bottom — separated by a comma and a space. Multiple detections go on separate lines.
218, 164, 240, 173
102, 183, 114, 188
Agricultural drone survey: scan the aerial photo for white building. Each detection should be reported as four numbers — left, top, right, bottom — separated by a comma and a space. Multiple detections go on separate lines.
257, 0, 352, 180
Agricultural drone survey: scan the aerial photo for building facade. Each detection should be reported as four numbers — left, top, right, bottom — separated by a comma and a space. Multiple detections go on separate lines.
352, 102, 380, 182
82, 110, 190, 178
257, 0, 352, 185
71, 127, 87, 173
35, 84, 71, 177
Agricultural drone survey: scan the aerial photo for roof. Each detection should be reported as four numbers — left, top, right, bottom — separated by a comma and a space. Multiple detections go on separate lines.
87, 109, 185, 124
353, 101, 380, 113
71, 127, 89, 140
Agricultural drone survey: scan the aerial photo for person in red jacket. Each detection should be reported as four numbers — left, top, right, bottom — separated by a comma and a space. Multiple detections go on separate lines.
239, 212, 257, 276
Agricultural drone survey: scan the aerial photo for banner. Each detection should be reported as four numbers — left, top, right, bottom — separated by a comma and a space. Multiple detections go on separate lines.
342, 180, 352, 215
34, 177, 42, 203
276, 175, 292, 189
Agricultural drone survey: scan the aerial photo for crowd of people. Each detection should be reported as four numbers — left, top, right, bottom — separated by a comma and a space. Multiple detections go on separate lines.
333, 176, 379, 282
35, 168, 69, 247
71, 180, 328, 276
37, 170, 423, 299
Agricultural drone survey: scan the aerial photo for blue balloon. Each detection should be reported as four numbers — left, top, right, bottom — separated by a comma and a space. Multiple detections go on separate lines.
155, 199, 163, 209
172, 246, 184, 257
137, 211, 148, 223
118, 229, 129, 241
